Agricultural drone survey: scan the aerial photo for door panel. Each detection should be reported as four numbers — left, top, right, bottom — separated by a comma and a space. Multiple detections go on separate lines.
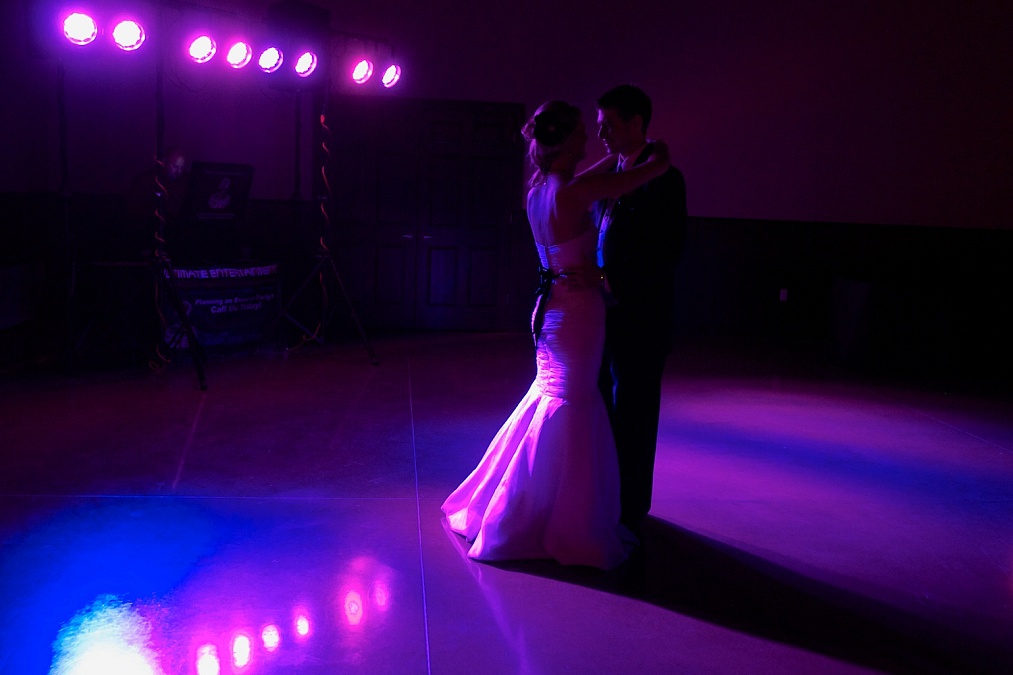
426, 246, 458, 306
469, 248, 498, 306
323, 95, 526, 331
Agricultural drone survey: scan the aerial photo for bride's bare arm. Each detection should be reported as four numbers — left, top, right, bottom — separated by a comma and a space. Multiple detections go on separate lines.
576, 152, 619, 178
564, 141, 671, 207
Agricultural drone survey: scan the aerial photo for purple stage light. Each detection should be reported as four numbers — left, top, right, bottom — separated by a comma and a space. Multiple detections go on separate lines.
258, 47, 283, 73
351, 59, 373, 84
189, 35, 216, 63
381, 64, 401, 88
63, 13, 98, 46
226, 41, 252, 68
261, 624, 281, 652
195, 644, 221, 675
294, 51, 317, 77
112, 20, 145, 51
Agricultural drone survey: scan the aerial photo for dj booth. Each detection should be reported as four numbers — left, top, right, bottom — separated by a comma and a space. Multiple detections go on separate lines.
69, 160, 292, 363
158, 161, 281, 349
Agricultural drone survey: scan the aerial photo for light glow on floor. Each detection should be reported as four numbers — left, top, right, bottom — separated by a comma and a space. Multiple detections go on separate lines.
261, 624, 281, 652
50, 596, 162, 675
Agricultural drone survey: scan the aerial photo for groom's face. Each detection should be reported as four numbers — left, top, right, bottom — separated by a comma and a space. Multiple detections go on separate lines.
596, 108, 643, 157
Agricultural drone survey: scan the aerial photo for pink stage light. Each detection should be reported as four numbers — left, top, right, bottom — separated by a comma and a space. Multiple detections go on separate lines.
343, 590, 364, 625
188, 35, 216, 63
294, 51, 317, 77
261, 624, 281, 652
195, 644, 221, 675
381, 64, 402, 88
258, 47, 283, 73
111, 20, 145, 51
371, 580, 391, 609
295, 613, 311, 637
351, 59, 373, 84
63, 13, 98, 46
231, 633, 252, 669
226, 41, 252, 69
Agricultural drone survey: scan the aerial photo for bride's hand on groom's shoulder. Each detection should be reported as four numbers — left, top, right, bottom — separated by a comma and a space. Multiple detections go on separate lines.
648, 140, 670, 164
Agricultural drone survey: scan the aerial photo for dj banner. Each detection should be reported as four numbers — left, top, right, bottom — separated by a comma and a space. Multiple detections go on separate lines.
162, 264, 279, 348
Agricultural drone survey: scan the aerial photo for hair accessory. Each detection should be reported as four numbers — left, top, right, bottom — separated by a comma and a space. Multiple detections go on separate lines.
534, 113, 565, 146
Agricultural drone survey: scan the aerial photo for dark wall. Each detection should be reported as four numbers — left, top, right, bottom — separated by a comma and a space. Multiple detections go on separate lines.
674, 217, 1013, 389
3, 190, 1009, 391
2, 0, 1010, 227
1, 1, 1010, 388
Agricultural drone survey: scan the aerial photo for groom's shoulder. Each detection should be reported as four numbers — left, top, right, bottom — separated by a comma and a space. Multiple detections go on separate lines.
662, 164, 685, 183
642, 165, 685, 195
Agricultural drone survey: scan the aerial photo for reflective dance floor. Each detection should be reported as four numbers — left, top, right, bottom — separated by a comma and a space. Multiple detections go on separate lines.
1, 332, 1011, 674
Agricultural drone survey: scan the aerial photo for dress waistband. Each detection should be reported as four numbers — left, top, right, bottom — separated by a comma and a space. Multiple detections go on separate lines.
531, 265, 604, 344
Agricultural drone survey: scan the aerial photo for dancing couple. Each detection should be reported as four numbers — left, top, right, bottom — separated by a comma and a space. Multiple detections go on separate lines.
443, 85, 688, 569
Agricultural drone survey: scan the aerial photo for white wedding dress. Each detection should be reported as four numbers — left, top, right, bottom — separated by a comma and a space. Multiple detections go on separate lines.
442, 227, 630, 569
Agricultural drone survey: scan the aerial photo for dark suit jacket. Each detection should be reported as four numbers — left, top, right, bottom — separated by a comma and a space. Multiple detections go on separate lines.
595, 144, 687, 339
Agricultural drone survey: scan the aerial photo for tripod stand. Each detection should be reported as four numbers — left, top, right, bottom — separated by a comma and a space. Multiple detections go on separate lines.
152, 242, 208, 391
149, 217, 207, 389
269, 232, 378, 365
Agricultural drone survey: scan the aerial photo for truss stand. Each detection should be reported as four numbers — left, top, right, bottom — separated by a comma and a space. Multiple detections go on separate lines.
153, 55, 208, 390
56, 59, 78, 368
153, 245, 208, 390
268, 91, 378, 365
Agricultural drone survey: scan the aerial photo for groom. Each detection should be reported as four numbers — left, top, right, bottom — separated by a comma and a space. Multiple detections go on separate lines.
594, 84, 687, 537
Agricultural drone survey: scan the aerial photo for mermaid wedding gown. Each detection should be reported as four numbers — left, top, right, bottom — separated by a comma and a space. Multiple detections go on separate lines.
442, 227, 630, 569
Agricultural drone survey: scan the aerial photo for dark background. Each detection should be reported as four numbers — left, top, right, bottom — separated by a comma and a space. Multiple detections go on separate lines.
1, 0, 1010, 389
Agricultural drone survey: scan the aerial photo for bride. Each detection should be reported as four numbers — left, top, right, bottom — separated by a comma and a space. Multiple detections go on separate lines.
442, 100, 670, 569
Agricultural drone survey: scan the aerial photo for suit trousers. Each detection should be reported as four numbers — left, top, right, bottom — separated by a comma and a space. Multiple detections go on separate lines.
598, 305, 671, 533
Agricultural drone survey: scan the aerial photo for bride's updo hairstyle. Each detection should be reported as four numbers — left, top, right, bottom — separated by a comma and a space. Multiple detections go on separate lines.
521, 100, 581, 186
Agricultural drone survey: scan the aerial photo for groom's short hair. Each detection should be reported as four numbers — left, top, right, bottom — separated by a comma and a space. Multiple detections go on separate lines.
596, 84, 652, 133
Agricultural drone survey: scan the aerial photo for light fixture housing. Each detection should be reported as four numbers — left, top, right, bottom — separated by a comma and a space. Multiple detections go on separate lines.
63, 12, 98, 46
351, 58, 373, 84
258, 47, 284, 73
188, 35, 217, 63
111, 19, 145, 51
294, 50, 317, 77
226, 41, 252, 68
381, 64, 401, 88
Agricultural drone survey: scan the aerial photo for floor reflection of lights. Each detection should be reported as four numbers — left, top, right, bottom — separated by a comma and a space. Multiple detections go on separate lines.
49, 561, 397, 674
0, 499, 406, 675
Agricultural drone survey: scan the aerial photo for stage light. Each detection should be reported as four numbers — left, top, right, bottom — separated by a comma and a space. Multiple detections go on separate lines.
226, 41, 252, 68
294, 51, 317, 77
261, 624, 281, 652
58, 643, 158, 675
63, 13, 98, 46
189, 35, 216, 63
343, 589, 364, 625
295, 613, 311, 637
351, 59, 373, 84
231, 633, 252, 669
381, 64, 401, 88
195, 644, 221, 675
371, 580, 391, 609
50, 597, 160, 675
111, 20, 145, 51
258, 47, 283, 73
